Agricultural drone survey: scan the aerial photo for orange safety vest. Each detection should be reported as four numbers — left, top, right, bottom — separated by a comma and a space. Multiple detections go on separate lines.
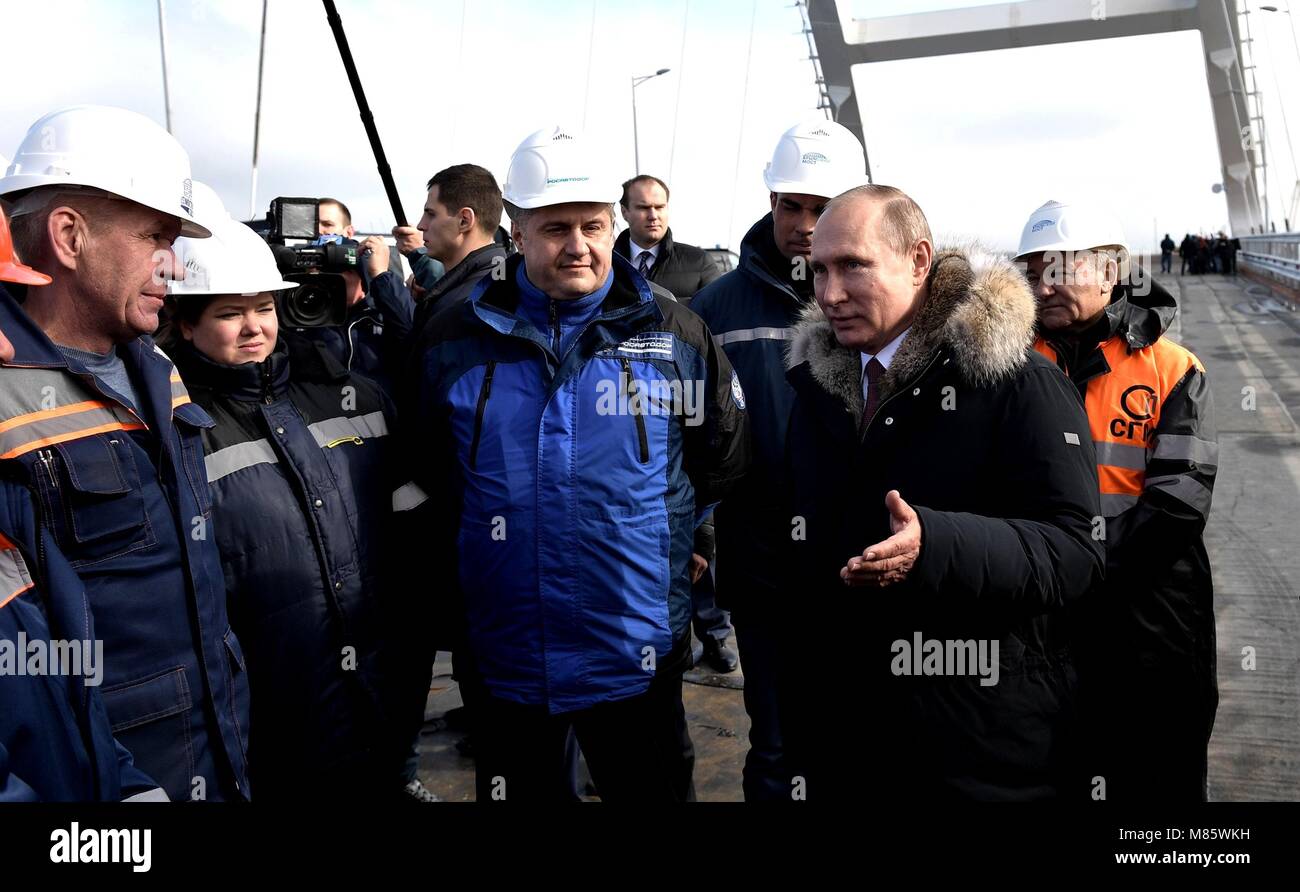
1034, 335, 1203, 516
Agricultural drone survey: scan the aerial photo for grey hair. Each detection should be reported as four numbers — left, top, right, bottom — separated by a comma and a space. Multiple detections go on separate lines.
5, 186, 122, 268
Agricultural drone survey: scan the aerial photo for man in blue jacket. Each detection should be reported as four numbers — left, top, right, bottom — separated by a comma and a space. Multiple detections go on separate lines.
0, 106, 251, 801
0, 205, 164, 802
413, 126, 749, 802
689, 119, 867, 801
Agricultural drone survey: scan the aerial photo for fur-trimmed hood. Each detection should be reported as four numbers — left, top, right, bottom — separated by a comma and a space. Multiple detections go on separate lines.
785, 245, 1037, 414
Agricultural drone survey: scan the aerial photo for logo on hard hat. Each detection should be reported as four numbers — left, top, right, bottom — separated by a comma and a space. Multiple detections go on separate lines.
809, 128, 830, 137
183, 257, 210, 290
553, 132, 574, 141
180, 178, 194, 215
1031, 218, 1055, 233
547, 176, 590, 185
801, 152, 828, 165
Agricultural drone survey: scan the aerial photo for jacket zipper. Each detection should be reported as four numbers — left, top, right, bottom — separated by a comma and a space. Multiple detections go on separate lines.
548, 300, 560, 354
619, 358, 650, 463
469, 360, 497, 470
259, 360, 275, 405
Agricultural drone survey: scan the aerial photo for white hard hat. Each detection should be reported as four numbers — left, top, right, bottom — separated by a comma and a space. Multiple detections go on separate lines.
0, 154, 8, 174
763, 119, 867, 199
169, 182, 296, 298
1015, 200, 1127, 258
0, 105, 210, 238
502, 125, 622, 210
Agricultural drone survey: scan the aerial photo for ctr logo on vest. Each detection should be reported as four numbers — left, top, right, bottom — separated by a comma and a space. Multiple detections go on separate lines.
1110, 384, 1157, 441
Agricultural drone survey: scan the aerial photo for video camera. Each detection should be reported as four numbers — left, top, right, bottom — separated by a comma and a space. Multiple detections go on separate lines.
260, 197, 359, 328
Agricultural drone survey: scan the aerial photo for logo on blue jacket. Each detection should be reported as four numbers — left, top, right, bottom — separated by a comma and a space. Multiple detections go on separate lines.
730, 370, 746, 410
601, 333, 674, 359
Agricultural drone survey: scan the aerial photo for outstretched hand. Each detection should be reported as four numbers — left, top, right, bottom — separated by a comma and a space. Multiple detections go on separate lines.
840, 490, 922, 588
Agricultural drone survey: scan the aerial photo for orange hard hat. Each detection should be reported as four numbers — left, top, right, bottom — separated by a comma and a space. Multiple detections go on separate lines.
0, 203, 51, 286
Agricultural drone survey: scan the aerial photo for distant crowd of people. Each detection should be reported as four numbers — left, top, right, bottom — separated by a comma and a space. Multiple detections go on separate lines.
1161, 232, 1240, 275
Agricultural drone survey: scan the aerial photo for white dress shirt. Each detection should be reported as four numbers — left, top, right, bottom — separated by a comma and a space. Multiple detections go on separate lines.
859, 327, 911, 401
630, 239, 661, 270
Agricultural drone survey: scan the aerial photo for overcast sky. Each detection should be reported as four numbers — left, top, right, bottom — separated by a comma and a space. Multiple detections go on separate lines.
6, 0, 1300, 253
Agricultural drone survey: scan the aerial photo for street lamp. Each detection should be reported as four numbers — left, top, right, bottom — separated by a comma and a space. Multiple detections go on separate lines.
1259, 5, 1300, 231
631, 68, 671, 175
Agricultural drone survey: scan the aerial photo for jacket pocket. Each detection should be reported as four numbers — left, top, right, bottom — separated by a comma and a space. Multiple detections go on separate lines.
36, 435, 155, 568
223, 626, 248, 673
222, 627, 252, 773
102, 667, 195, 800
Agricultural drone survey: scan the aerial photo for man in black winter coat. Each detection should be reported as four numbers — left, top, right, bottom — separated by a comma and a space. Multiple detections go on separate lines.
615, 176, 721, 302
397, 164, 509, 779
614, 174, 735, 673
781, 185, 1104, 801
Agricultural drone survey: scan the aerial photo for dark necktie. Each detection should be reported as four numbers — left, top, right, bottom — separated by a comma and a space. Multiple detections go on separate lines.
637, 251, 653, 278
861, 356, 885, 430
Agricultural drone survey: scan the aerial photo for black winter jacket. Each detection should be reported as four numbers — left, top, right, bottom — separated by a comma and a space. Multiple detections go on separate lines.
689, 214, 812, 616
173, 335, 411, 798
614, 229, 721, 302
781, 247, 1104, 802
288, 270, 414, 399
409, 243, 508, 349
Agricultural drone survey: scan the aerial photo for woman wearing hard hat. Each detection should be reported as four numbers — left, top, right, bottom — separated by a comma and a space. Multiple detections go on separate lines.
161, 185, 424, 801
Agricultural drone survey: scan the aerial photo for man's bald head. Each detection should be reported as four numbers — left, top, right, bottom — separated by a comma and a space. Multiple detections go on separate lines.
810, 184, 934, 353
822, 184, 932, 259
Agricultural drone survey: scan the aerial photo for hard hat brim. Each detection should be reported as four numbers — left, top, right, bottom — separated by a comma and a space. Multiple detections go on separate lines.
178, 218, 212, 239
0, 261, 53, 286
503, 191, 621, 210
762, 175, 862, 201
0, 175, 212, 239
169, 279, 299, 298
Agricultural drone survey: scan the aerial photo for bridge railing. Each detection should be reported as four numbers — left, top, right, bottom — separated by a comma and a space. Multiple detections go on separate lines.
1238, 233, 1300, 297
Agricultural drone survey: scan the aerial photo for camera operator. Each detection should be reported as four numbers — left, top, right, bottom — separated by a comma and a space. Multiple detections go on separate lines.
317, 197, 354, 238
277, 200, 414, 398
